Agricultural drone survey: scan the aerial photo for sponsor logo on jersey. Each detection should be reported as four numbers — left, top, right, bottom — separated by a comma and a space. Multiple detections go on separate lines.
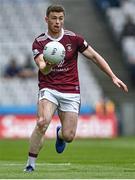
52, 67, 69, 72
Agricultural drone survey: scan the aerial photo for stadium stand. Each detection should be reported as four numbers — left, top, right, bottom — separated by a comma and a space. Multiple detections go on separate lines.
0, 0, 103, 113
93, 0, 135, 89
93, 0, 135, 135
104, 0, 135, 86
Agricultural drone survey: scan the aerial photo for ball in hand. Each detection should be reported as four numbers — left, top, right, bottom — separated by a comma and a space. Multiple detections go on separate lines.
43, 41, 65, 65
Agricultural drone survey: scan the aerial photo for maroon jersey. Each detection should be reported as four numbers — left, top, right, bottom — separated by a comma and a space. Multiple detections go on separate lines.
32, 29, 88, 93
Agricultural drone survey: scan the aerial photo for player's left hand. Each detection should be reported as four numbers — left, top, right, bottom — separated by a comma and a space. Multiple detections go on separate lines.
112, 76, 128, 92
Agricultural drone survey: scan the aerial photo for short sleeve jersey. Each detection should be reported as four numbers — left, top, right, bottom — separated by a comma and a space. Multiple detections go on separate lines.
32, 29, 88, 94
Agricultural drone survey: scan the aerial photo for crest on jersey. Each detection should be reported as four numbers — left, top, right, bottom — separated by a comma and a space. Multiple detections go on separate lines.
66, 44, 72, 52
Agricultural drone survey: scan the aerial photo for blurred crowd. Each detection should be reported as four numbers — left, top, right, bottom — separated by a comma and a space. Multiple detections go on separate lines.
3, 54, 36, 79
95, 98, 116, 116
95, 0, 135, 87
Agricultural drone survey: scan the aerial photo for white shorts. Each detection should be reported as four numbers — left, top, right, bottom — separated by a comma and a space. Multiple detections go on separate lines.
38, 88, 81, 113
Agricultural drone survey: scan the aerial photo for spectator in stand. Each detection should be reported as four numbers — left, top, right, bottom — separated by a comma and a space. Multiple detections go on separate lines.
95, 0, 120, 12
95, 98, 116, 116
121, 14, 135, 38
20, 54, 37, 78
3, 57, 22, 78
121, 14, 135, 87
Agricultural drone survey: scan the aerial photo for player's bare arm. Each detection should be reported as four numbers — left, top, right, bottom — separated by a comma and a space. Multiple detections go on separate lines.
35, 54, 46, 69
82, 45, 128, 92
35, 54, 52, 75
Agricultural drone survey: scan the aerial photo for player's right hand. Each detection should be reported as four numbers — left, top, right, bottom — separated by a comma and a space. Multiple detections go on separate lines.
39, 60, 46, 70
35, 54, 55, 75
39, 60, 52, 75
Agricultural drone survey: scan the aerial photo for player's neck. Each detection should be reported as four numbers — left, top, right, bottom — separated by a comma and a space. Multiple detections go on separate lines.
47, 29, 62, 39
46, 28, 64, 41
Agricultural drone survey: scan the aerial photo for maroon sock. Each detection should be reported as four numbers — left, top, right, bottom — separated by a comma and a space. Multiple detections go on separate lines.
28, 152, 38, 158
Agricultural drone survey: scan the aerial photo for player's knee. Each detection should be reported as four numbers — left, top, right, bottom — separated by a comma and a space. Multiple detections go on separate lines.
37, 117, 50, 133
62, 130, 75, 143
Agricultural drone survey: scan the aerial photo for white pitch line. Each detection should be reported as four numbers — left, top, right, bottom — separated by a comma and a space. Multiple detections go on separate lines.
37, 163, 71, 166
1, 162, 71, 166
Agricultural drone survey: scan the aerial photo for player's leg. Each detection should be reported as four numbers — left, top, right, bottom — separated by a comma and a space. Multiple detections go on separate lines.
55, 92, 80, 153
55, 111, 78, 153
58, 111, 78, 142
24, 99, 57, 172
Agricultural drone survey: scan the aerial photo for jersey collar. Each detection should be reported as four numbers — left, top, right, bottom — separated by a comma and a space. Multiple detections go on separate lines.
45, 28, 64, 41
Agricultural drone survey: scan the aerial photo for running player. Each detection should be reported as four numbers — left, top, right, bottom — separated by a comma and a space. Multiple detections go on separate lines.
24, 4, 128, 172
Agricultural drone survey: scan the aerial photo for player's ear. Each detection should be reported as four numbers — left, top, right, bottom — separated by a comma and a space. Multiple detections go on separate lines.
45, 16, 48, 23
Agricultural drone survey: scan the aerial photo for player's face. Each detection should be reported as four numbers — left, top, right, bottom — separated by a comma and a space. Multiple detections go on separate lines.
45, 12, 64, 35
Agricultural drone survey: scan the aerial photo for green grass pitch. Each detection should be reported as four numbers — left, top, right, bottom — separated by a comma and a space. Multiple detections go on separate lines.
1, 137, 135, 179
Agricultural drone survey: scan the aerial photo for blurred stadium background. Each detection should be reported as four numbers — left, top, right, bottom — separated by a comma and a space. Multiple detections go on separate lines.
0, 0, 135, 139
